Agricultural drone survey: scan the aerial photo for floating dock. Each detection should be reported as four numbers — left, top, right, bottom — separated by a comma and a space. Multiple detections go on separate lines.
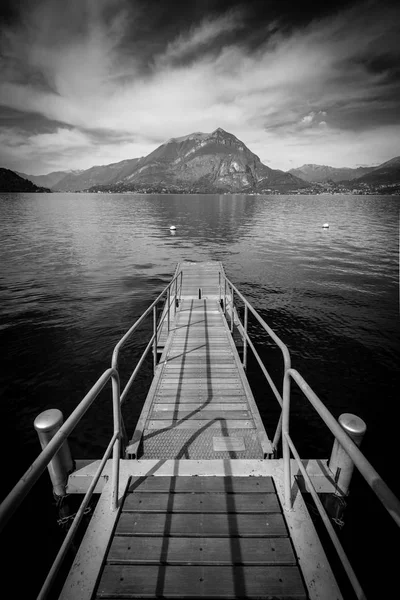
2, 261, 399, 599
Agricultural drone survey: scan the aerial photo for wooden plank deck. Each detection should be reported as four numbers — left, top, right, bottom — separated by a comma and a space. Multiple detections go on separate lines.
128, 261, 271, 459
95, 476, 307, 599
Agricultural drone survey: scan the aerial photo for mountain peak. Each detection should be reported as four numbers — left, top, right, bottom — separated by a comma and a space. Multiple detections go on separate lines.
212, 127, 227, 134
88, 127, 306, 193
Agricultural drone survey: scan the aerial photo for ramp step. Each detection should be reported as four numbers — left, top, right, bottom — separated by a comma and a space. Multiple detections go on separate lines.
97, 565, 306, 598
146, 419, 254, 430
107, 536, 296, 565
116, 512, 288, 537
149, 410, 251, 420
122, 492, 280, 513
128, 476, 275, 493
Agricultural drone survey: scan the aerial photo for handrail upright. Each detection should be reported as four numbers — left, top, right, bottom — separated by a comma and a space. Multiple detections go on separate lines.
153, 306, 157, 373
230, 285, 234, 332
167, 287, 171, 332
243, 304, 248, 370
174, 276, 177, 315
224, 278, 227, 316
111, 372, 121, 511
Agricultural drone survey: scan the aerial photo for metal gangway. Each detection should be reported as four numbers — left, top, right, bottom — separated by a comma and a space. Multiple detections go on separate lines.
1, 261, 399, 599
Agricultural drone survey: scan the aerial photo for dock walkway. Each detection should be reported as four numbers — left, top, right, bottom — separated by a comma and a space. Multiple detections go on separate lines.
59, 261, 343, 599
92, 262, 306, 598
131, 262, 271, 460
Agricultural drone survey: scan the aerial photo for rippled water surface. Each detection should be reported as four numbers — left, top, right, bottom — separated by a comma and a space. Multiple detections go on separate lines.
0, 192, 399, 595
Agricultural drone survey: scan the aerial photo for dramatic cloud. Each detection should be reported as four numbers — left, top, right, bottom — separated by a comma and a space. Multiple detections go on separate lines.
156, 10, 245, 67
0, 0, 399, 173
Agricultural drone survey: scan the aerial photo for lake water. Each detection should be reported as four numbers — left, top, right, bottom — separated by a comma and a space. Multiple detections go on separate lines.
0, 192, 399, 596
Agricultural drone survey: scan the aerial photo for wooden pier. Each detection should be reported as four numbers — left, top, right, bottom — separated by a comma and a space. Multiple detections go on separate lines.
60, 262, 342, 599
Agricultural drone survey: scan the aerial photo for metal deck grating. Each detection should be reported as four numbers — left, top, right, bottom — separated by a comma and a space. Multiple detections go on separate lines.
139, 428, 264, 459
130, 261, 271, 460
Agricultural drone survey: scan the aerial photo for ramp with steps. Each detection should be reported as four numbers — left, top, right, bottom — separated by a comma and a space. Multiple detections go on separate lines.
96, 475, 307, 599
55, 261, 346, 600
129, 262, 272, 459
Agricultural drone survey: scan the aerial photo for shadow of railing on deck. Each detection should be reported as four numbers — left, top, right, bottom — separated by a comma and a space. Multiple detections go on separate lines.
143, 299, 246, 460
151, 298, 247, 597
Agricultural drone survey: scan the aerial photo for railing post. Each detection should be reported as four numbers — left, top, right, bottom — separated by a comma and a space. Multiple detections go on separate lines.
329, 413, 367, 496
243, 304, 248, 369
230, 286, 234, 333
272, 350, 291, 454
282, 371, 292, 510
167, 287, 171, 333
111, 371, 121, 511
224, 278, 227, 316
153, 306, 157, 373
34, 409, 74, 497
272, 413, 283, 454
219, 272, 221, 302
174, 276, 177, 315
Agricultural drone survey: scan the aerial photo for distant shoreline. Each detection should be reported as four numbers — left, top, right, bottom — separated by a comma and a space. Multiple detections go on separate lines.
1, 190, 399, 196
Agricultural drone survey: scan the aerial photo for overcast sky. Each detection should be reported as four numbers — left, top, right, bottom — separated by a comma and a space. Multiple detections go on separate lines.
0, 0, 399, 175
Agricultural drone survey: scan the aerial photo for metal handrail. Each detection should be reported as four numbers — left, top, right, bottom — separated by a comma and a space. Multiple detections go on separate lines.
111, 270, 182, 371
282, 367, 400, 600
112, 270, 183, 405
37, 430, 119, 600
220, 272, 400, 598
0, 368, 121, 533
0, 269, 184, 599
0, 270, 183, 531
219, 272, 291, 452
282, 368, 400, 525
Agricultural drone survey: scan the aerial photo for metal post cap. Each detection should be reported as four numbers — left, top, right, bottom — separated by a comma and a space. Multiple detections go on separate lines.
339, 413, 367, 437
34, 408, 64, 432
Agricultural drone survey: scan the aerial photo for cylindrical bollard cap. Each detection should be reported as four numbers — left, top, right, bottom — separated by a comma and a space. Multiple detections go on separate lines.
339, 413, 366, 443
34, 409, 64, 432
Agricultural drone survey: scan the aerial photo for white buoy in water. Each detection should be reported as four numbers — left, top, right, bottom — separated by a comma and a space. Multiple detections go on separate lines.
169, 225, 176, 230
322, 223, 329, 228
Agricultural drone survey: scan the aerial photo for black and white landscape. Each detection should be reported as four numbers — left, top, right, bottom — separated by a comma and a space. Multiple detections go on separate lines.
0, 0, 399, 191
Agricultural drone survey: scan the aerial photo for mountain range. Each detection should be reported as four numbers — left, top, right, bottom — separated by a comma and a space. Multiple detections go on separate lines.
288, 164, 375, 183
1, 127, 399, 193
289, 157, 400, 185
19, 128, 307, 193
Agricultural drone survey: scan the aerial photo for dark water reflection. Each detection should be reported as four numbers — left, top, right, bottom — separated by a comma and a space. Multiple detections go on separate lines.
0, 192, 399, 595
